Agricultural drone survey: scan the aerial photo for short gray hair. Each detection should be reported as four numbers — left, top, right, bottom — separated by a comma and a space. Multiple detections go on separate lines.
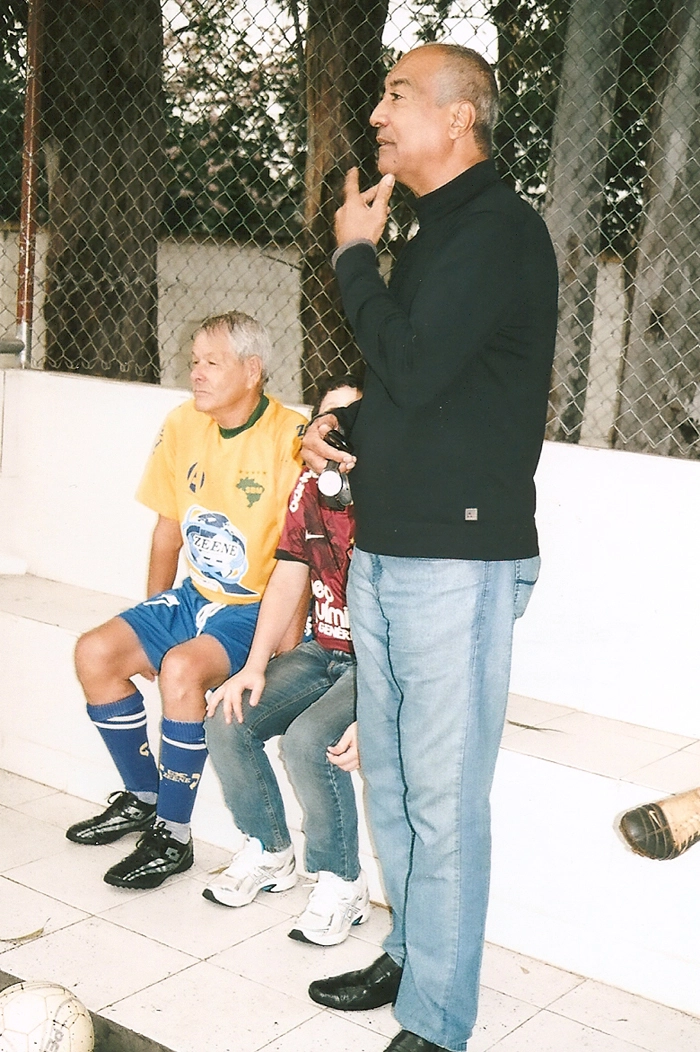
194, 310, 272, 384
425, 44, 499, 157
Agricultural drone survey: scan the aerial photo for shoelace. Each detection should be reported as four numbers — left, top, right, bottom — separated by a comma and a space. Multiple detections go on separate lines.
135, 821, 173, 852
105, 789, 135, 811
304, 877, 353, 917
226, 839, 265, 879
102, 790, 152, 820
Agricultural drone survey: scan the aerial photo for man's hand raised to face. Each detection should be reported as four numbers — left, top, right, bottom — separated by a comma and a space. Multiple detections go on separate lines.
334, 167, 395, 248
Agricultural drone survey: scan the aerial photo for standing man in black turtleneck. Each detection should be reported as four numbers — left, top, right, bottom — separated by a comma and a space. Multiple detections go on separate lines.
302, 44, 558, 1052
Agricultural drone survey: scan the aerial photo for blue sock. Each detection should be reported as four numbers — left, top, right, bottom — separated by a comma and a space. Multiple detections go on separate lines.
87, 691, 159, 795
157, 718, 208, 831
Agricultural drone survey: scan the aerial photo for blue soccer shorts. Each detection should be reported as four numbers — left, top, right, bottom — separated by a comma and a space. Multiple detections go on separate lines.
119, 576, 259, 676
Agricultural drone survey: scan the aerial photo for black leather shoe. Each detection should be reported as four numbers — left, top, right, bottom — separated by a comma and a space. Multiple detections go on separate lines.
66, 791, 157, 845
103, 821, 193, 888
385, 1031, 448, 1052
308, 952, 402, 1010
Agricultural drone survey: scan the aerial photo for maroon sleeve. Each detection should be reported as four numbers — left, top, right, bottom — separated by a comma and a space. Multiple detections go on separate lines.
276, 470, 313, 564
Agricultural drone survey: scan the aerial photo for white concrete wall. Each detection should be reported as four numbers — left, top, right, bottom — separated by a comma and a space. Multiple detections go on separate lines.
0, 369, 186, 600
488, 749, 700, 1018
0, 231, 303, 405
579, 257, 626, 448
510, 440, 700, 738
0, 228, 48, 364
1, 232, 630, 431
157, 239, 303, 404
1, 367, 699, 738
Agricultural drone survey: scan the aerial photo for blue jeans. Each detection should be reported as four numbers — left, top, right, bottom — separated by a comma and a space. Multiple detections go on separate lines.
205, 640, 360, 880
347, 550, 539, 1051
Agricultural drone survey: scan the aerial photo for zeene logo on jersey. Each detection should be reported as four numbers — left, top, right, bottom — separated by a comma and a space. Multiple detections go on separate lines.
182, 506, 257, 597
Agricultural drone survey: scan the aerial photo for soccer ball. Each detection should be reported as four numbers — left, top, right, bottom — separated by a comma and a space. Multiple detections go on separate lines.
0, 982, 94, 1052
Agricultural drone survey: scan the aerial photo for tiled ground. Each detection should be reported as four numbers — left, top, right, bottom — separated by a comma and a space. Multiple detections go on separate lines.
2, 769, 700, 1052
501, 694, 700, 790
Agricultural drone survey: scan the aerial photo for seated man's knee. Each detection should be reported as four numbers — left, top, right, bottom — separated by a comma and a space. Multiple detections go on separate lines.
205, 704, 249, 758
160, 635, 231, 717
281, 717, 328, 769
160, 643, 221, 721
75, 616, 150, 699
204, 706, 224, 755
74, 623, 118, 685
159, 645, 197, 702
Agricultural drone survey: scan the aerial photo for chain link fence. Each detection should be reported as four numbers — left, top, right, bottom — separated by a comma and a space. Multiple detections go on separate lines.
1, 0, 699, 457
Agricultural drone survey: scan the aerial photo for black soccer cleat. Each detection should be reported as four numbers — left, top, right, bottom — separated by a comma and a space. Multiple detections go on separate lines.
619, 787, 700, 860
103, 821, 194, 889
66, 791, 157, 846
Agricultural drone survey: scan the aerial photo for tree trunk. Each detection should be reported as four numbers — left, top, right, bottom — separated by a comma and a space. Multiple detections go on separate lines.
42, 0, 164, 382
544, 0, 626, 441
615, 0, 700, 457
299, 0, 389, 400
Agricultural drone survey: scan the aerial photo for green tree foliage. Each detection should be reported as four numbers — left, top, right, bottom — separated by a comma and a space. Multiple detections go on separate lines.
602, 0, 669, 258
160, 2, 305, 242
488, 0, 669, 260
407, 0, 456, 42
0, 0, 680, 257
0, 0, 27, 224
489, 0, 568, 206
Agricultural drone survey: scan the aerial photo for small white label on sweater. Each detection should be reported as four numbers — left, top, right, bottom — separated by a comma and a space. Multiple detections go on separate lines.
464, 508, 478, 521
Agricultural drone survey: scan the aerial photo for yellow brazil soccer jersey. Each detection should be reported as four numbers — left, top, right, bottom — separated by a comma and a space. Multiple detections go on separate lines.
137, 395, 305, 605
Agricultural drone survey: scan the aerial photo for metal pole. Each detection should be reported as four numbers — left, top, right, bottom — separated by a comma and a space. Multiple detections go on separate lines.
15, 0, 45, 368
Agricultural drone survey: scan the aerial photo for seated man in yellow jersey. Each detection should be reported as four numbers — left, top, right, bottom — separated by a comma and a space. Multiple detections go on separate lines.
65, 311, 306, 889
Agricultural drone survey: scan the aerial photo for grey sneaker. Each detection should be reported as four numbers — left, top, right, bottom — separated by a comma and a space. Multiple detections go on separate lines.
289, 870, 370, 945
202, 837, 296, 907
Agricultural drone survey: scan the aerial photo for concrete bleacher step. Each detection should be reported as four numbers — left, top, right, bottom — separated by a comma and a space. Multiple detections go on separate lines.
2, 573, 700, 1019
0, 573, 384, 905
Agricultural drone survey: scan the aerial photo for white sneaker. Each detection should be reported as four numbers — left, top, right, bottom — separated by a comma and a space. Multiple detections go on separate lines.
203, 837, 296, 907
289, 870, 371, 945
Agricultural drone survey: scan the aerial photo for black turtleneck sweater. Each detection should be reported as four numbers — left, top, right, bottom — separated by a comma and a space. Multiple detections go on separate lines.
333, 159, 558, 562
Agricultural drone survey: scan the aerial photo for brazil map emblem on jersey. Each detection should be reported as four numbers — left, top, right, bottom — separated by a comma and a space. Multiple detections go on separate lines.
237, 476, 264, 507
182, 506, 257, 596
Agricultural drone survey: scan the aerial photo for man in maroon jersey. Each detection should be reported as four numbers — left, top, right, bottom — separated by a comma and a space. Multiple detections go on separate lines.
203, 377, 369, 947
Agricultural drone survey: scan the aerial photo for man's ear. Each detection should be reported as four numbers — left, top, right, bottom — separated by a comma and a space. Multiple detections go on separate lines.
449, 100, 477, 140
246, 355, 264, 389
